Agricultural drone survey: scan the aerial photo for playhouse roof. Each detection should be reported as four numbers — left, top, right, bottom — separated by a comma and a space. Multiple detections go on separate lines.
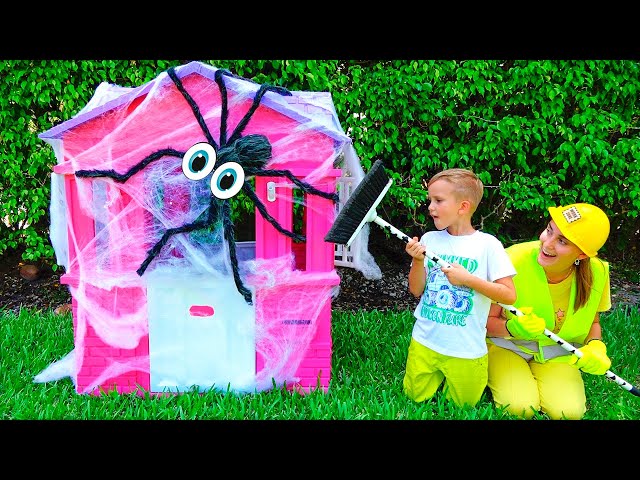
39, 61, 349, 145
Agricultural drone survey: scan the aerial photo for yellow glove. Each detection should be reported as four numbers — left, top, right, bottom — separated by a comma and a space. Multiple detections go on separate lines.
569, 339, 611, 375
505, 306, 546, 340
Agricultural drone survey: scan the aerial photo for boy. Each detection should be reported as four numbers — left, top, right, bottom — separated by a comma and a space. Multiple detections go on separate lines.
403, 168, 517, 407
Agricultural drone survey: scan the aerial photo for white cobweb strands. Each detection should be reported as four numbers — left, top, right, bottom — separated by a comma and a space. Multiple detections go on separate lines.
249, 258, 336, 392
36, 61, 381, 394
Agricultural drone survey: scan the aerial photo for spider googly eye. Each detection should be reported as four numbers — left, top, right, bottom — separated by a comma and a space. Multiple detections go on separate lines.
210, 162, 245, 200
182, 142, 217, 181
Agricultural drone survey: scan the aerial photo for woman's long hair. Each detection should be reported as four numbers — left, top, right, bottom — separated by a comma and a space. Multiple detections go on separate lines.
574, 257, 608, 310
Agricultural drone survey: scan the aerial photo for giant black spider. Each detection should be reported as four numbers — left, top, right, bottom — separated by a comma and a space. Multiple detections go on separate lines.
75, 66, 339, 305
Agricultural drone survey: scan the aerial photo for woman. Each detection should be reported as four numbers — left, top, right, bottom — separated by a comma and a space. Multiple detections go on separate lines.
486, 203, 612, 420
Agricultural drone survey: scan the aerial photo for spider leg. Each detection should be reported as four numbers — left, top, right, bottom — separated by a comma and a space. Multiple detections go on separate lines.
214, 69, 230, 146
242, 182, 305, 242
136, 217, 211, 276
76, 149, 184, 182
167, 67, 218, 148
251, 168, 339, 202
227, 84, 291, 145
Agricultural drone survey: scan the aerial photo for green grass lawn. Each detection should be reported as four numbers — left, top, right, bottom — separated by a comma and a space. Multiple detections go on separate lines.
1, 305, 638, 420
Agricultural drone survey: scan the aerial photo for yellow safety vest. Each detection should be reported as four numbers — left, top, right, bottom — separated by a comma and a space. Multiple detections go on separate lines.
488, 240, 609, 363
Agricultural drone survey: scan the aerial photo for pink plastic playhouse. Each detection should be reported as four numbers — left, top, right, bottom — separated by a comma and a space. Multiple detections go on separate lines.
38, 61, 374, 396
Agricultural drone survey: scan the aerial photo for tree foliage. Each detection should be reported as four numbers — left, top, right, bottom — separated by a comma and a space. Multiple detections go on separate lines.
1, 59, 638, 265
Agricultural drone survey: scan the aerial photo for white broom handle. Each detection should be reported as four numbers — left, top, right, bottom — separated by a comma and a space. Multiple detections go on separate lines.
374, 215, 639, 396
372, 215, 414, 244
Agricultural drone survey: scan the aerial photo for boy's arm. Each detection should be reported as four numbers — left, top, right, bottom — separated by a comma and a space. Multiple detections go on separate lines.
486, 302, 510, 337
408, 257, 426, 298
468, 274, 516, 305
444, 264, 516, 305
406, 236, 426, 298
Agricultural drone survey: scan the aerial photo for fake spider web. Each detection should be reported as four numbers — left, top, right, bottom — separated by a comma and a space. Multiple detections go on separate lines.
36, 62, 382, 395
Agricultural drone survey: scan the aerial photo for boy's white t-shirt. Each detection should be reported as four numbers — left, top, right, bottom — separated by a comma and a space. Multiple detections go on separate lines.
411, 229, 516, 359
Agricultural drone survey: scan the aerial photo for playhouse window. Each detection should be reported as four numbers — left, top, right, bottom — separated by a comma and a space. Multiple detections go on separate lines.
292, 187, 306, 271
333, 175, 356, 268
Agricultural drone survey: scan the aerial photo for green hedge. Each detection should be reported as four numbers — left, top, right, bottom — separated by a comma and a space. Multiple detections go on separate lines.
1, 60, 638, 265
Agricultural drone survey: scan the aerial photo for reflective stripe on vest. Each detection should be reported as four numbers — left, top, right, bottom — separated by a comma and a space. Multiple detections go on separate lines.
488, 337, 582, 362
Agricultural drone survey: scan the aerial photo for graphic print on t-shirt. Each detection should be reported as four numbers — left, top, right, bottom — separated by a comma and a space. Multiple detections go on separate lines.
420, 254, 476, 327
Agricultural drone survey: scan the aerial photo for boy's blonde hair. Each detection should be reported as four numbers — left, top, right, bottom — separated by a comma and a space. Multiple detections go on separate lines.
427, 168, 483, 214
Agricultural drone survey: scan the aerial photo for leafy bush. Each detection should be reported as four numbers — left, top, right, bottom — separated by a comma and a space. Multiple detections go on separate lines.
1, 60, 638, 266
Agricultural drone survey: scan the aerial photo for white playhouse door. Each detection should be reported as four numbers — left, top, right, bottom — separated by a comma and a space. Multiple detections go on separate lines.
146, 273, 256, 393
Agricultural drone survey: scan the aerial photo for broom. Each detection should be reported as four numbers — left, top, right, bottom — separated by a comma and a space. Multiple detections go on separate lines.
325, 159, 640, 397
325, 159, 454, 269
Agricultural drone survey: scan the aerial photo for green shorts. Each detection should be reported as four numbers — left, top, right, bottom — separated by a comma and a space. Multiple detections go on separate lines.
403, 338, 488, 408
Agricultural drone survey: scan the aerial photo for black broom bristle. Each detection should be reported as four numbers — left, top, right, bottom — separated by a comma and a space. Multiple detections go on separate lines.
324, 159, 392, 246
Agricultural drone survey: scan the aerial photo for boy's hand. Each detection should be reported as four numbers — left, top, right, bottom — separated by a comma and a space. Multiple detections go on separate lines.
569, 340, 611, 375
505, 306, 546, 340
441, 263, 470, 286
406, 237, 426, 260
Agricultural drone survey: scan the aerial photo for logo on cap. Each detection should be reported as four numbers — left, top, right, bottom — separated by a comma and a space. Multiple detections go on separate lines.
562, 206, 582, 223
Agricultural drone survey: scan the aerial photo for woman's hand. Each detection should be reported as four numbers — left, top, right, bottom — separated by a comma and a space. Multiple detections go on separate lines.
569, 340, 611, 375
505, 306, 546, 340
